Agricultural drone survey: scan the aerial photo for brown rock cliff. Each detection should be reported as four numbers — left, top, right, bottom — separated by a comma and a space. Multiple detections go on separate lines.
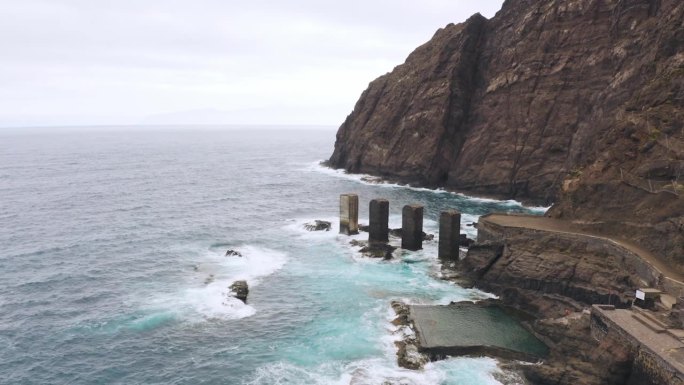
329, 0, 684, 270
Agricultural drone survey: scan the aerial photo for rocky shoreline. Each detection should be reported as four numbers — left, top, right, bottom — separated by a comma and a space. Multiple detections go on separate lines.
388, 210, 684, 385
389, 256, 632, 384
327, 0, 682, 382
327, 0, 684, 274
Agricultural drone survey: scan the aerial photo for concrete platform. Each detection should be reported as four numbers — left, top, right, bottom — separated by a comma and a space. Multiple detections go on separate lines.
409, 303, 548, 361
592, 305, 684, 382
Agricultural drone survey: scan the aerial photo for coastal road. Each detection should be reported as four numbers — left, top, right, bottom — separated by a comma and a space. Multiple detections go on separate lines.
482, 214, 684, 283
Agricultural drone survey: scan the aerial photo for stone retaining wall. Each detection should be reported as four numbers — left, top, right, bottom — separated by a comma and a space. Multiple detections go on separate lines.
477, 216, 684, 297
591, 306, 684, 385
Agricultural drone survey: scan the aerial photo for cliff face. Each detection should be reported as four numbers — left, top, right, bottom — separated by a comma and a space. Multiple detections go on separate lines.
329, 0, 684, 269
460, 222, 642, 385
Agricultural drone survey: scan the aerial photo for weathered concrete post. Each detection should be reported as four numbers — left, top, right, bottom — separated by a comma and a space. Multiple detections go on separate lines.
438, 210, 462, 260
401, 204, 424, 250
369, 198, 389, 242
339, 194, 359, 235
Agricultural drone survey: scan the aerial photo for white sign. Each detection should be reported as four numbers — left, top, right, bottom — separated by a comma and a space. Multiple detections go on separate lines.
636, 290, 645, 300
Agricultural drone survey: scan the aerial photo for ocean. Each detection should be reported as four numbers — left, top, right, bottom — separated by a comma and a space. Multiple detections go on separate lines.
0, 127, 545, 385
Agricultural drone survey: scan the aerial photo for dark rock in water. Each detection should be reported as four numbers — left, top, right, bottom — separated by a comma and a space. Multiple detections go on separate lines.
350, 239, 365, 248
459, 234, 474, 247
350, 239, 396, 259
360, 176, 384, 184
304, 220, 331, 232
359, 224, 370, 232
229, 280, 249, 303
389, 228, 434, 241
391, 300, 410, 326
360, 242, 396, 260
225, 249, 242, 257
391, 300, 428, 370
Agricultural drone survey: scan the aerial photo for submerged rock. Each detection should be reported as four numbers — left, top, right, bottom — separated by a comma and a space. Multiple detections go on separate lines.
459, 234, 474, 247
388, 228, 434, 241
350, 239, 365, 247
204, 274, 215, 285
225, 249, 242, 257
360, 242, 396, 260
391, 301, 428, 370
304, 220, 332, 231
229, 280, 249, 303
350, 240, 397, 259
360, 176, 383, 184
396, 342, 428, 370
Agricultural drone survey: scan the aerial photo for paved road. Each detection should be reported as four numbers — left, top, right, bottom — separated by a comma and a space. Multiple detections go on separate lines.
482, 214, 684, 283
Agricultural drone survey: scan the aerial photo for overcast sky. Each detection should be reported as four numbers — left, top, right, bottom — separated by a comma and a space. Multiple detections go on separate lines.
0, 0, 504, 128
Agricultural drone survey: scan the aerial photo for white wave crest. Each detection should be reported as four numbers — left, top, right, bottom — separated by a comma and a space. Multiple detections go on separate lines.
160, 245, 288, 321
304, 160, 551, 213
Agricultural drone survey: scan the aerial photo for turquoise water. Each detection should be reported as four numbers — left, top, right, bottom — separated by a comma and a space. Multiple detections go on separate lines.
0, 128, 545, 384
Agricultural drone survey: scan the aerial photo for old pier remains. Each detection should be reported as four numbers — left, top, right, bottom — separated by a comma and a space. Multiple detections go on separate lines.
438, 210, 461, 260
339, 193, 359, 235
369, 198, 389, 243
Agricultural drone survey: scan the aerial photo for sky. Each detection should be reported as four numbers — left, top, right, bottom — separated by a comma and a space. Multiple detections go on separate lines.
0, 0, 504, 128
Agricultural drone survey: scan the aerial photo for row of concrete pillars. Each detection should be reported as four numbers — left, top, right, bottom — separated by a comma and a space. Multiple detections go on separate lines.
339, 193, 462, 260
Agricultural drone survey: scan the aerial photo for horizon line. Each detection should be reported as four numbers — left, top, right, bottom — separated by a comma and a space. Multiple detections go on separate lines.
0, 123, 339, 131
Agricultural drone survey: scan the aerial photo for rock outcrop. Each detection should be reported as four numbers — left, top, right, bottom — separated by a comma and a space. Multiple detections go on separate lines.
455, 217, 645, 384
225, 249, 242, 257
229, 280, 249, 303
328, 0, 684, 271
304, 220, 332, 232
350, 239, 397, 259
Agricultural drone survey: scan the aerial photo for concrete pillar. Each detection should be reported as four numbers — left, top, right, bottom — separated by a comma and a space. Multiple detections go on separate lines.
401, 204, 424, 250
438, 210, 462, 260
339, 194, 359, 235
369, 198, 389, 243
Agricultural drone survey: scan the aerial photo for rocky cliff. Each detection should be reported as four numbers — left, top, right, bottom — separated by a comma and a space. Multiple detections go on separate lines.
457, 217, 647, 384
329, 0, 684, 270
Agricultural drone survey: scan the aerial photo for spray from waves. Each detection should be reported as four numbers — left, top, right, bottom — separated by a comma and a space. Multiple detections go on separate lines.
75, 246, 289, 333
304, 161, 551, 213
283, 216, 340, 239
245, 359, 510, 385
136, 245, 289, 322
244, 348, 507, 385
243, 298, 506, 385
284, 215, 493, 306
453, 193, 550, 214
181, 245, 287, 320
244, 359, 445, 385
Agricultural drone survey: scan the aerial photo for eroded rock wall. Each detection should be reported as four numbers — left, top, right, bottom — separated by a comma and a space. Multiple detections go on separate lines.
329, 0, 684, 269
459, 219, 642, 384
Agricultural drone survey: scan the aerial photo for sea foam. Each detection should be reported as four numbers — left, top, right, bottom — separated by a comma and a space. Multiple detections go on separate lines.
151, 245, 289, 322
305, 160, 551, 213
